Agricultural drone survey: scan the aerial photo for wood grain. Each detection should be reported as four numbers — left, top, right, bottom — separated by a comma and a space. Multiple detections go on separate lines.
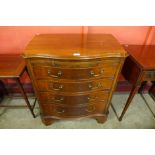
24, 34, 127, 125
23, 34, 127, 59
0, 54, 25, 78
119, 45, 155, 121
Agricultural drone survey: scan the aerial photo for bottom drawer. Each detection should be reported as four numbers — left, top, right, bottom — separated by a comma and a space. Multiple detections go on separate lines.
40, 103, 106, 117
38, 91, 109, 106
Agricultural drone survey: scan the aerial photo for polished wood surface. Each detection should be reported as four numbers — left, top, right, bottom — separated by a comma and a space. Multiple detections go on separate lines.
119, 45, 155, 121
36, 78, 113, 93
30, 58, 120, 67
23, 34, 127, 59
24, 34, 127, 125
0, 54, 26, 78
38, 90, 109, 106
32, 60, 119, 80
41, 102, 106, 117
0, 54, 36, 117
124, 45, 155, 69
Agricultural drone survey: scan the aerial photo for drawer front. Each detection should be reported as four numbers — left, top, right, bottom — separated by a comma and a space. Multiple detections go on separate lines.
40, 103, 106, 117
37, 79, 113, 93
32, 65, 118, 80
38, 91, 109, 106
31, 58, 120, 68
142, 71, 155, 81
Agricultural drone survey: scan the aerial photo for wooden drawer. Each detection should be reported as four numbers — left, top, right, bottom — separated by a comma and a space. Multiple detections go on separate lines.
142, 71, 155, 81
37, 78, 113, 93
32, 61, 119, 80
38, 91, 109, 106
24, 34, 127, 125
31, 58, 120, 68
40, 103, 106, 117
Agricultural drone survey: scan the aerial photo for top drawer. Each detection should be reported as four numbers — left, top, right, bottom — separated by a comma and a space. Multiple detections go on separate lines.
32, 59, 119, 80
30, 58, 120, 68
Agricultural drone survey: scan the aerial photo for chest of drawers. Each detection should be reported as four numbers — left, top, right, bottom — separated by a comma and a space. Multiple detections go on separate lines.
23, 34, 127, 125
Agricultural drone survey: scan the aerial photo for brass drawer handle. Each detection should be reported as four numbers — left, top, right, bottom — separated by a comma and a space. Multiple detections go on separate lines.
88, 83, 103, 90
55, 108, 65, 114
85, 106, 95, 112
87, 96, 105, 102
53, 85, 63, 91
88, 84, 96, 90
48, 70, 62, 78
88, 84, 98, 90
54, 97, 64, 102
90, 70, 104, 77
87, 96, 97, 101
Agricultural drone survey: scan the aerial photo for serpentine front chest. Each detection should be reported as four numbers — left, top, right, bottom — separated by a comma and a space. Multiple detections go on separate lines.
23, 34, 127, 125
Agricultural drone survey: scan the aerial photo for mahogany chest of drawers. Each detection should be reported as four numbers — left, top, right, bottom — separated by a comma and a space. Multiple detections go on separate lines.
23, 34, 127, 125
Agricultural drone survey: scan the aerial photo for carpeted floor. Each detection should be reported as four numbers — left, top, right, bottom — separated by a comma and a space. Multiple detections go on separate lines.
0, 93, 155, 129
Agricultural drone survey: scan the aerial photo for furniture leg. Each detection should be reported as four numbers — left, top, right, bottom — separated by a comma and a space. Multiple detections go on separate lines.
94, 116, 107, 123
140, 93, 155, 118
149, 82, 155, 101
138, 81, 147, 94
15, 78, 36, 118
0, 80, 9, 96
119, 84, 140, 121
42, 117, 56, 126
110, 103, 119, 120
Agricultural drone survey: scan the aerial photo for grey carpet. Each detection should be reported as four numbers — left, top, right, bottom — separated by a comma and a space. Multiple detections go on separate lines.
0, 94, 155, 129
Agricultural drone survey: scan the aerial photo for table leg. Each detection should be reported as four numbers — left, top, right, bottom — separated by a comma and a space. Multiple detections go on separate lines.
149, 81, 155, 100
0, 80, 9, 96
119, 84, 140, 121
138, 81, 147, 94
15, 78, 36, 118
140, 93, 155, 118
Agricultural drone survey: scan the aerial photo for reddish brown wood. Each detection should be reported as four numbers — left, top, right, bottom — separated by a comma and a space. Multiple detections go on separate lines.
0, 55, 25, 78
150, 82, 155, 101
24, 34, 127, 125
119, 84, 141, 121
38, 90, 109, 106
0, 54, 36, 118
32, 62, 118, 80
119, 45, 155, 120
94, 115, 107, 123
30, 58, 120, 68
23, 34, 128, 59
36, 78, 113, 93
123, 45, 155, 70
40, 103, 106, 117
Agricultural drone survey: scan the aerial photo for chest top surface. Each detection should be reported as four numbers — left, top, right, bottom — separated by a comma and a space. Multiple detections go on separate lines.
23, 34, 127, 60
123, 45, 155, 70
